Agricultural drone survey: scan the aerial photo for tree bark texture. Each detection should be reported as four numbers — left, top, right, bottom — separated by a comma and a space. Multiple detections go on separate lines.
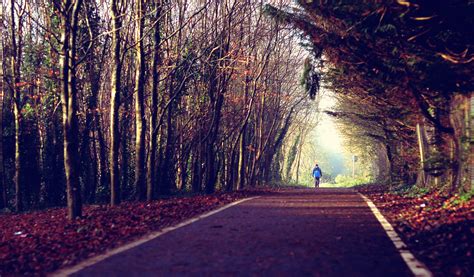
60, 0, 83, 219
134, 0, 146, 200
110, 0, 122, 206
0, 1, 5, 209
11, 0, 23, 212
146, 0, 162, 200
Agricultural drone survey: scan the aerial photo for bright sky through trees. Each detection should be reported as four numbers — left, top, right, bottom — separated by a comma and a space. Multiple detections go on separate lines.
288, 88, 349, 186
315, 89, 343, 154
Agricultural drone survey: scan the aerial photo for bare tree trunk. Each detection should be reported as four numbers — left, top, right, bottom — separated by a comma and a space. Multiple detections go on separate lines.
237, 131, 246, 190
235, 74, 252, 191
204, 36, 232, 193
110, 0, 122, 206
416, 123, 428, 187
11, 0, 23, 212
448, 94, 472, 193
147, 1, 162, 200
134, 0, 146, 200
295, 135, 304, 184
67, 0, 83, 218
60, 0, 83, 219
0, 1, 5, 209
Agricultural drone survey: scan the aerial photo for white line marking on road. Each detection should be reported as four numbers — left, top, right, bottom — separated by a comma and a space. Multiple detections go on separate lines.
51, 196, 260, 277
358, 193, 433, 277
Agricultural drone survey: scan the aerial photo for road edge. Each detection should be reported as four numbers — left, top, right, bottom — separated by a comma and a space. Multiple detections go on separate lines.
358, 193, 433, 277
50, 196, 260, 277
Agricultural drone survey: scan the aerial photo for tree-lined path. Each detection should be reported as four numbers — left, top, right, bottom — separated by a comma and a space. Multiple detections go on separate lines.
1, 1, 471, 275
66, 188, 415, 276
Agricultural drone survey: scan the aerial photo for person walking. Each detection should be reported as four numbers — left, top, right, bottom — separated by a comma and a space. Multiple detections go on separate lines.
312, 164, 322, 188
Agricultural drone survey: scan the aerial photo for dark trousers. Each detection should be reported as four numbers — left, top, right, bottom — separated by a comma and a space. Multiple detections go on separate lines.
314, 177, 320, 188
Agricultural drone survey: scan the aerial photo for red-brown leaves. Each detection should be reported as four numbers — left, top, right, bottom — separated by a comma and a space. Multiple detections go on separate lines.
0, 192, 258, 275
364, 191, 473, 276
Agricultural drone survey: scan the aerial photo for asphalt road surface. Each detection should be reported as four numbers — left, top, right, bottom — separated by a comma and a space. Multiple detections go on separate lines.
71, 188, 413, 277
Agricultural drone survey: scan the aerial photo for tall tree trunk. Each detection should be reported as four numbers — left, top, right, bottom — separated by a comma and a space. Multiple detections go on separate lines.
236, 73, 254, 190
204, 35, 232, 193
11, 0, 23, 212
237, 131, 246, 190
147, 1, 162, 200
110, 0, 122, 205
0, 1, 5, 209
60, 0, 83, 219
134, 0, 146, 200
448, 94, 472, 193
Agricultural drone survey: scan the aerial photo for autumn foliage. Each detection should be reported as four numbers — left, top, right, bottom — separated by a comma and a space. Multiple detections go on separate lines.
0, 191, 262, 275
362, 188, 473, 276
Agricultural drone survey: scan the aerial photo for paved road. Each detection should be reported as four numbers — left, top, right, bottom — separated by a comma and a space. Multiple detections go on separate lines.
71, 188, 413, 277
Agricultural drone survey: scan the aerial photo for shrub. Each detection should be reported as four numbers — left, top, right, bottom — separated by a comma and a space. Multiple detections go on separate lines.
333, 175, 372, 187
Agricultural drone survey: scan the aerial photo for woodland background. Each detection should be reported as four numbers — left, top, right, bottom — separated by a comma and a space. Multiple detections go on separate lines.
0, 0, 319, 219
0, 0, 472, 220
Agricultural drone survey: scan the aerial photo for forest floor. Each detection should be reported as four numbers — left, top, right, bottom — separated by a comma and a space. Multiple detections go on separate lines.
1, 185, 472, 276
0, 189, 271, 275
357, 184, 473, 276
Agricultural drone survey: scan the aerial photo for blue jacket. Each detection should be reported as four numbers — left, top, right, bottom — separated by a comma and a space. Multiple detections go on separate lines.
312, 167, 322, 178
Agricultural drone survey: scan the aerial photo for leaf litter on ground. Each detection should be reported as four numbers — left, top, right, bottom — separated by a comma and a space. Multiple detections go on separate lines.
358, 185, 473, 277
0, 190, 268, 275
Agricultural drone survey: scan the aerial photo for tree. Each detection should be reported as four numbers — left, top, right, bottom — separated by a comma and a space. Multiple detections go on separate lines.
57, 0, 84, 219
146, 0, 163, 200
0, 0, 5, 209
0, 0, 312, 212
110, 0, 123, 206
265, 1, 473, 192
133, 0, 146, 200
9, 0, 28, 212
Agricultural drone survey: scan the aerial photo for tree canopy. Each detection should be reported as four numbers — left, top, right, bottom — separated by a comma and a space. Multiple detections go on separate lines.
266, 0, 473, 192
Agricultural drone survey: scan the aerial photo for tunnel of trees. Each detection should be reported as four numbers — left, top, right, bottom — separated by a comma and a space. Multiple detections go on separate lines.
0, 0, 472, 220
268, 0, 473, 193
